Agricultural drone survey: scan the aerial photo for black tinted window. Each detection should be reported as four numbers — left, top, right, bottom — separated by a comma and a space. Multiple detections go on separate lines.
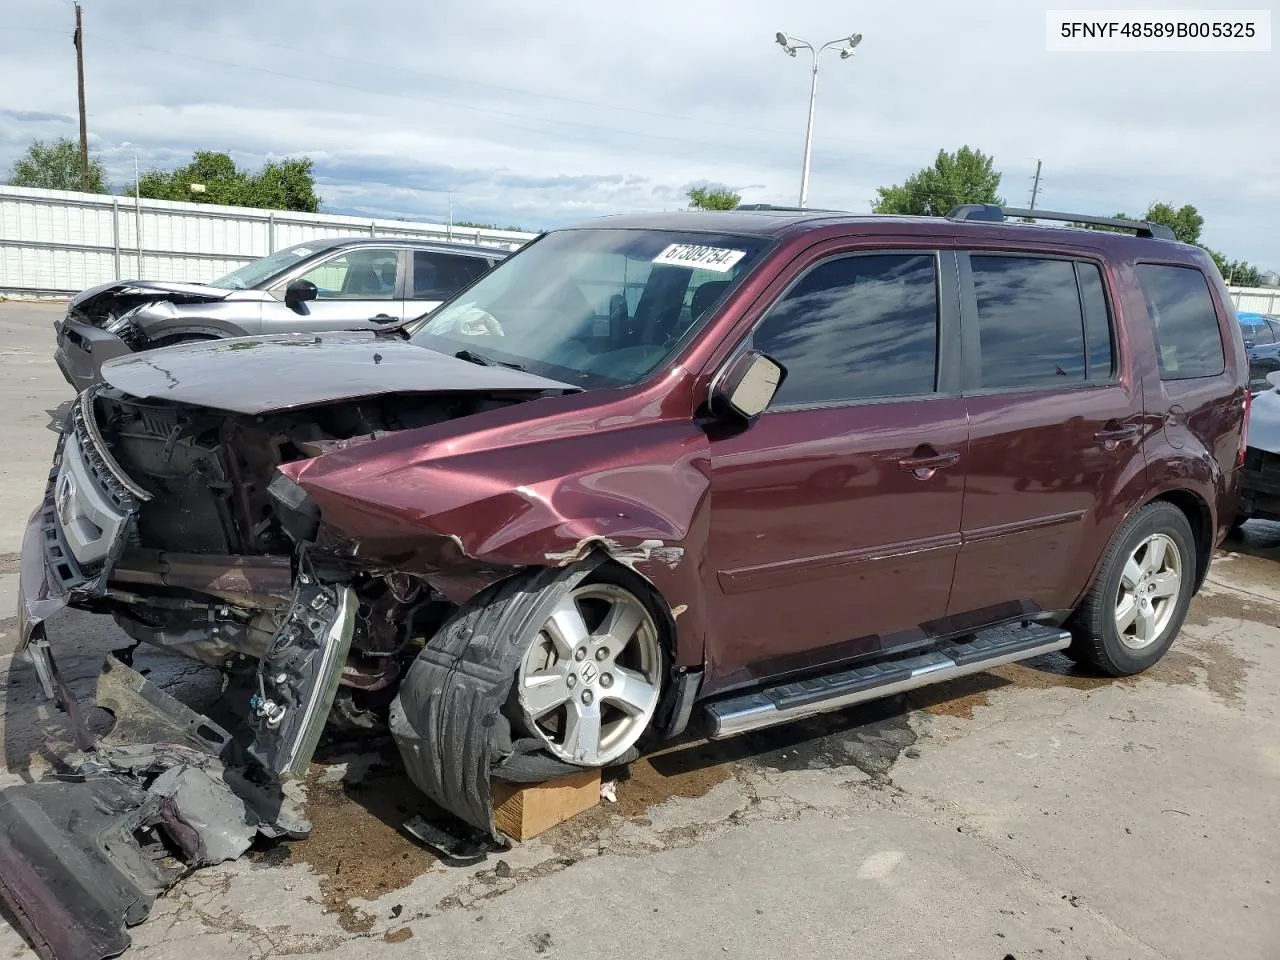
971, 256, 1085, 389
1137, 265, 1224, 379
1077, 262, 1115, 380
1241, 316, 1274, 345
752, 254, 938, 406
413, 251, 490, 300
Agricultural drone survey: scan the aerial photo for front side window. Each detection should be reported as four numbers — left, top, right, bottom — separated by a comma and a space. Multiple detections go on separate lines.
295, 249, 399, 300
411, 229, 767, 387
412, 251, 490, 300
1136, 264, 1225, 380
971, 256, 1086, 390
751, 253, 939, 407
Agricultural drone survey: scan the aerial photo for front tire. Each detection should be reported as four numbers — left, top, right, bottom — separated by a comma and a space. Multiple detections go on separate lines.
1068, 502, 1196, 676
514, 573, 665, 767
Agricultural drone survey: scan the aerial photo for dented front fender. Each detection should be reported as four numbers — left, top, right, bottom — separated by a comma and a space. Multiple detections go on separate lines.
284, 412, 715, 669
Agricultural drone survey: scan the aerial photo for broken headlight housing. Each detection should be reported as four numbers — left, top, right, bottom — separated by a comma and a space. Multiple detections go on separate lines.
101, 304, 144, 335
267, 471, 321, 544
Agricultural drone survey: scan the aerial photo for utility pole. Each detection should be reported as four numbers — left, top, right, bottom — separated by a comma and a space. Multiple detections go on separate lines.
1028, 159, 1043, 211
73, 4, 90, 191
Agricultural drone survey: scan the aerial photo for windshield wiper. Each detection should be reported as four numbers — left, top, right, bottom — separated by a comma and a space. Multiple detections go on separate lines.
454, 349, 525, 371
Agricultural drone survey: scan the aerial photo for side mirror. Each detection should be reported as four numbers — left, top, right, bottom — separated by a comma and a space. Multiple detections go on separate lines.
710, 350, 786, 420
284, 278, 318, 309
1266, 371, 1280, 390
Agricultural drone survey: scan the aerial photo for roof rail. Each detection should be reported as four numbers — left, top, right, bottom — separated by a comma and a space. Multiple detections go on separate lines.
733, 203, 846, 213
947, 203, 1176, 241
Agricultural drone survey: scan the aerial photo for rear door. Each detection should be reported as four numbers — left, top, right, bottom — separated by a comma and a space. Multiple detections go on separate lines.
263, 246, 407, 332
407, 249, 494, 317
948, 251, 1146, 621
704, 245, 968, 694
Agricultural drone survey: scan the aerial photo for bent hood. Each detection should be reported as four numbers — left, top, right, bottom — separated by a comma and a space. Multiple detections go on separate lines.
70, 279, 231, 307
98, 333, 577, 414
68, 279, 238, 325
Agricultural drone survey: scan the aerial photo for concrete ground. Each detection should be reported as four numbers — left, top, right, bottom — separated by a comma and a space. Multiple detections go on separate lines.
0, 300, 1276, 959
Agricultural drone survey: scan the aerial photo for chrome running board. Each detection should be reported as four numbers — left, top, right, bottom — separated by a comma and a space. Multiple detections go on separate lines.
704, 623, 1070, 739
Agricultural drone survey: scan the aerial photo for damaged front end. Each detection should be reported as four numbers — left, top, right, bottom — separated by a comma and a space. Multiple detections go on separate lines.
8, 367, 580, 957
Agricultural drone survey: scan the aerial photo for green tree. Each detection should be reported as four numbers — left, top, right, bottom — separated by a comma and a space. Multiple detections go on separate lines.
136, 151, 319, 212
687, 186, 741, 210
1106, 202, 1260, 286
1207, 253, 1261, 287
1142, 202, 1204, 245
872, 146, 1002, 216
6, 137, 109, 193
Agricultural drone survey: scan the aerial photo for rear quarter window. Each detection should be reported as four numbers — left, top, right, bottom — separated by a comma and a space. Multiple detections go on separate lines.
1135, 264, 1225, 380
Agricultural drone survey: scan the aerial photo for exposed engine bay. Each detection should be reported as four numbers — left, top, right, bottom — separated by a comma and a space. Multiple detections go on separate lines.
80, 384, 543, 766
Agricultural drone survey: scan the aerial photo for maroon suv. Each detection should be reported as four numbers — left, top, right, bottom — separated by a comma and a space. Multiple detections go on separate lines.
7, 205, 1246, 959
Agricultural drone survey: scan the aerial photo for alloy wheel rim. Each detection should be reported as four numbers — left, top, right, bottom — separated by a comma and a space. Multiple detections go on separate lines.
1114, 533, 1182, 650
517, 583, 662, 766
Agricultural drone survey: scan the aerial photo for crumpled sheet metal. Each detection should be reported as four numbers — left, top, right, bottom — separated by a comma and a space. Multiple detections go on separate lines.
0, 658, 305, 960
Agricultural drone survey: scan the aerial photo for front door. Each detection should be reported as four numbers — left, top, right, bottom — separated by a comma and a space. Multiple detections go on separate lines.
948, 251, 1146, 620
704, 248, 968, 695
265, 247, 407, 332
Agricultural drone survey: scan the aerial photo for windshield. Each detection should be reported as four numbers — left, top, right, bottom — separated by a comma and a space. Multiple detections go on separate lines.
409, 228, 768, 387
208, 243, 332, 290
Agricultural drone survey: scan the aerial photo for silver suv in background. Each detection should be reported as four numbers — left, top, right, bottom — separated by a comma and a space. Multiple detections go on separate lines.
54, 237, 510, 391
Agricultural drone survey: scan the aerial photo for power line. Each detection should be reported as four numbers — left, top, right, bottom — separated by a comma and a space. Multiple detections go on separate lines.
7, 22, 875, 154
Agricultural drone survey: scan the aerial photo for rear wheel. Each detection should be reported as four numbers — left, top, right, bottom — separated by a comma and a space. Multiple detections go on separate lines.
1068, 502, 1196, 676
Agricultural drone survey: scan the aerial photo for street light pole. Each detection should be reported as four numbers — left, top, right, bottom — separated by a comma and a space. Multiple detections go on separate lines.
775, 31, 862, 208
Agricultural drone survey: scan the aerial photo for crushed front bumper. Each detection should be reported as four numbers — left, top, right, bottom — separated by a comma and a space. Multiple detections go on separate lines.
1239, 446, 1280, 522
53, 315, 135, 393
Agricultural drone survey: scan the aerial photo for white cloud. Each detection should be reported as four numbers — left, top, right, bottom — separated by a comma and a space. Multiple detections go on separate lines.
1, 0, 1275, 263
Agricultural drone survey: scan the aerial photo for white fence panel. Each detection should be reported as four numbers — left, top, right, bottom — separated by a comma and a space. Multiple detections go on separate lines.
1229, 287, 1280, 315
0, 184, 535, 297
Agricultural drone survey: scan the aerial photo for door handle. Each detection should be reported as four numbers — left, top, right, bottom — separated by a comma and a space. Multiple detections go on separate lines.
1093, 424, 1139, 449
368, 313, 398, 323
897, 450, 960, 479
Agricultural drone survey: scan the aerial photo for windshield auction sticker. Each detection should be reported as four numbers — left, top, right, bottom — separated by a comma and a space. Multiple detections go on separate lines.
1046, 9, 1271, 51
653, 243, 746, 273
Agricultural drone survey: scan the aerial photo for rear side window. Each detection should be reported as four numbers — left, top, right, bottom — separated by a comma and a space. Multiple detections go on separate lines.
970, 256, 1085, 389
413, 251, 490, 300
1076, 263, 1115, 381
751, 253, 938, 407
1136, 264, 1225, 379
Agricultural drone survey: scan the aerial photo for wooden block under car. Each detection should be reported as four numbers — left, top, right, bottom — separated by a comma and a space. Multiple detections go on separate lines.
491, 769, 601, 840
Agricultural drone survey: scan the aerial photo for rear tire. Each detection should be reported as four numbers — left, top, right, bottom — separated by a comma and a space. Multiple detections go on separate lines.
1067, 502, 1196, 676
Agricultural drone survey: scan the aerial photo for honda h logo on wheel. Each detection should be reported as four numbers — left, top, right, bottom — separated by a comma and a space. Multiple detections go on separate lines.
580, 662, 598, 685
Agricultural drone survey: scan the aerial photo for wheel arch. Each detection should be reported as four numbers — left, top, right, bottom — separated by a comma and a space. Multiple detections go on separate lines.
1073, 486, 1215, 613
1147, 488, 1214, 592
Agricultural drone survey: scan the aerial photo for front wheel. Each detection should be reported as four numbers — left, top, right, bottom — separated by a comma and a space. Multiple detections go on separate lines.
515, 578, 665, 767
1068, 502, 1196, 676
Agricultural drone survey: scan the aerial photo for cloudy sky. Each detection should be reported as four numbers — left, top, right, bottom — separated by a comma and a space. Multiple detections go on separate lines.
2, 0, 1276, 265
